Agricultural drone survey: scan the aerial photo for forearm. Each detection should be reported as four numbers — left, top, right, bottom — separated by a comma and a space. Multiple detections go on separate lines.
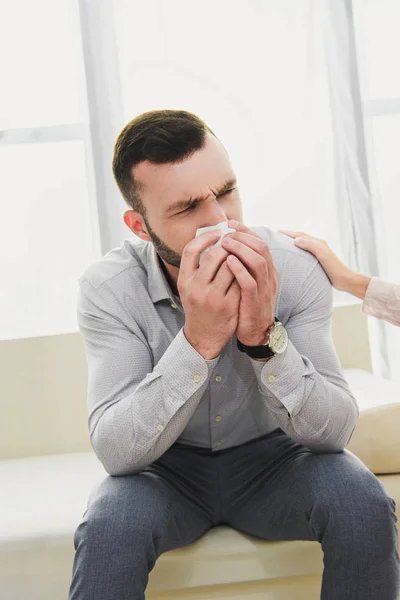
89, 329, 219, 475
91, 390, 207, 475
251, 343, 359, 452
342, 271, 372, 300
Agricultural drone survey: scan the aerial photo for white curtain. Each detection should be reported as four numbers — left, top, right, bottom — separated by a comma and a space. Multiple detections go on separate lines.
352, 0, 400, 380
112, 0, 344, 259
2, 0, 398, 374
99, 0, 400, 380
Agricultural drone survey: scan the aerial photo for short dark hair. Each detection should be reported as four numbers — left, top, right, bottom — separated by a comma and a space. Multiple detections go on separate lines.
112, 109, 216, 215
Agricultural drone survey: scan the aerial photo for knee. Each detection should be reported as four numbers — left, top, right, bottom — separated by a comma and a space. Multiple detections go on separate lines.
74, 475, 170, 551
312, 472, 398, 554
334, 476, 396, 529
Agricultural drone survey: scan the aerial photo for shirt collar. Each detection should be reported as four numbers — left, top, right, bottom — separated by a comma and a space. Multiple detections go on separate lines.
146, 242, 176, 305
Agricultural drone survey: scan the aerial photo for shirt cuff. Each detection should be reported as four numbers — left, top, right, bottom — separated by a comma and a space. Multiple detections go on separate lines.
362, 277, 392, 319
153, 328, 220, 405
250, 340, 314, 415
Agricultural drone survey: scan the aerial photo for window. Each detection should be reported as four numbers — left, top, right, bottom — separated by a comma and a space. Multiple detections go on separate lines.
0, 141, 95, 339
0, 0, 99, 340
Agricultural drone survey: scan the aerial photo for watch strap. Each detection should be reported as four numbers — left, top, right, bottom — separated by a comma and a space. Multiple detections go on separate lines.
237, 338, 275, 359
236, 318, 280, 359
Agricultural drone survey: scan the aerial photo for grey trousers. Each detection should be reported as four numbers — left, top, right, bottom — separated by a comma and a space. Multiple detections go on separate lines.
69, 428, 400, 599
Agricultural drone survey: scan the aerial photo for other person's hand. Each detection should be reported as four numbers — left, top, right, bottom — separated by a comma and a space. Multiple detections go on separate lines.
279, 230, 371, 299
179, 230, 241, 360
223, 221, 278, 346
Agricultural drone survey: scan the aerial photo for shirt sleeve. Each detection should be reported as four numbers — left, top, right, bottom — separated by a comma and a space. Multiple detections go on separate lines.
362, 277, 400, 327
251, 261, 359, 453
78, 280, 219, 476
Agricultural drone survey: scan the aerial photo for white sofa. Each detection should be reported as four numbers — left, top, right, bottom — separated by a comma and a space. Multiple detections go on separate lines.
1, 304, 399, 600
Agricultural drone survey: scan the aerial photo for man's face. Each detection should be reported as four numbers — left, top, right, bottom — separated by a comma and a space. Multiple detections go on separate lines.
130, 133, 243, 268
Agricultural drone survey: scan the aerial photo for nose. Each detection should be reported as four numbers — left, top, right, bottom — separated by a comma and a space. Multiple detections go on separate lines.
202, 198, 227, 227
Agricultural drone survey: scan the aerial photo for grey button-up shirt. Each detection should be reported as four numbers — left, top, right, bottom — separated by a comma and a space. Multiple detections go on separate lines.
78, 226, 358, 475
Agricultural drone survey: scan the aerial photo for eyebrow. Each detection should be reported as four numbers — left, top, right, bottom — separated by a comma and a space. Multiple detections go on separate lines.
166, 178, 237, 216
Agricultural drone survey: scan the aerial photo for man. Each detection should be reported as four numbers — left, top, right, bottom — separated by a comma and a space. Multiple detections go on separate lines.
69, 110, 399, 599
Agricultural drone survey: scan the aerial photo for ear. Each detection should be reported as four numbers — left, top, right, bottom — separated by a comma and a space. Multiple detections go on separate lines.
123, 210, 151, 242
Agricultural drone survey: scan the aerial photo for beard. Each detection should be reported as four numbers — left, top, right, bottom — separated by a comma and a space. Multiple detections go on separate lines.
144, 216, 182, 269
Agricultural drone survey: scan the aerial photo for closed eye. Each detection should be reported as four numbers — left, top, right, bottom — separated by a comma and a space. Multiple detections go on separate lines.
178, 188, 235, 215
180, 201, 198, 214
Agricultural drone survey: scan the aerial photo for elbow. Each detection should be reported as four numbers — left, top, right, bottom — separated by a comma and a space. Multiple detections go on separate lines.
302, 401, 359, 455
90, 430, 147, 477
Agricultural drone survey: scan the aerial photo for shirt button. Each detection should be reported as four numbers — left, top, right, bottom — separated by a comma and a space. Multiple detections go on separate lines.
215, 415, 222, 422
170, 303, 178, 309
268, 375, 276, 383
193, 374, 201, 383
216, 441, 223, 448
157, 424, 164, 432
215, 375, 222, 382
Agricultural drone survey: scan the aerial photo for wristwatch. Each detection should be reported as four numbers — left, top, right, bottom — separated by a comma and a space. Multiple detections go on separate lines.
236, 318, 288, 359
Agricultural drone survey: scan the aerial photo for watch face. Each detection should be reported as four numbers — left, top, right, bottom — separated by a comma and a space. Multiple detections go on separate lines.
270, 325, 288, 354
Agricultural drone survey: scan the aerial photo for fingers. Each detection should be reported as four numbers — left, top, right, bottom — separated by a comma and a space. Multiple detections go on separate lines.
213, 259, 236, 295
278, 229, 307, 239
279, 229, 324, 247
228, 220, 264, 241
196, 244, 231, 284
297, 237, 329, 259
221, 235, 268, 284
280, 229, 349, 290
180, 230, 222, 281
223, 231, 275, 279
292, 237, 315, 251
278, 229, 331, 258
225, 278, 241, 303
224, 231, 272, 260
226, 256, 258, 298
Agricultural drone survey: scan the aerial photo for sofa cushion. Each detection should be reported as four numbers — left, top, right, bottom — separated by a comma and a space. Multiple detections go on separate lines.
0, 452, 399, 600
344, 369, 400, 474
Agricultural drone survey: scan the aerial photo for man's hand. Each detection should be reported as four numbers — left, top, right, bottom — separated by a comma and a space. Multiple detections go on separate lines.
178, 230, 241, 360
223, 221, 278, 346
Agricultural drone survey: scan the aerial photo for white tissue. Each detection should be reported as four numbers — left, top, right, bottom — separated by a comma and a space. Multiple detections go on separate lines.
196, 221, 236, 263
